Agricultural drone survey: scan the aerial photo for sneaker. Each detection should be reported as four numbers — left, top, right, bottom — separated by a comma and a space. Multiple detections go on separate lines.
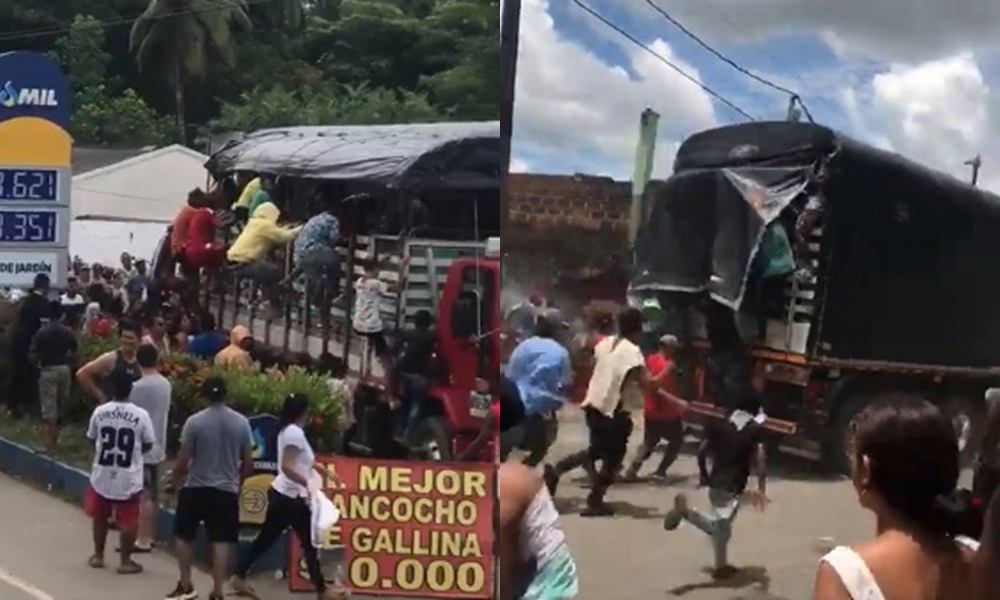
165, 582, 198, 599
662, 493, 688, 531
542, 464, 559, 497
580, 502, 615, 517
650, 471, 668, 481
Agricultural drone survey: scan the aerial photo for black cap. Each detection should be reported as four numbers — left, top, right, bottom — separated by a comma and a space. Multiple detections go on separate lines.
109, 370, 135, 401
33, 273, 50, 291
200, 376, 226, 401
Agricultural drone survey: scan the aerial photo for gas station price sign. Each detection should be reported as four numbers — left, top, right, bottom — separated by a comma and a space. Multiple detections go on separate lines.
0, 51, 72, 288
0, 168, 60, 201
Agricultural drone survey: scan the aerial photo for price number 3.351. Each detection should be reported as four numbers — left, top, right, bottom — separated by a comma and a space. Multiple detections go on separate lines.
0, 212, 56, 242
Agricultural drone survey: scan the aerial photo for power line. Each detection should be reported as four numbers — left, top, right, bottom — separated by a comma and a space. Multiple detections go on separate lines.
0, 0, 282, 44
642, 0, 813, 123
568, 0, 756, 121
675, 0, 843, 119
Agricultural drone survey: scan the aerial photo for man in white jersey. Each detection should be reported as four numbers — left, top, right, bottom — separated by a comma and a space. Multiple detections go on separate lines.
86, 370, 155, 574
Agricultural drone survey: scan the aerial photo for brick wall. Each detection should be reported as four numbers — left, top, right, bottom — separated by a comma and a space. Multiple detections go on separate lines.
505, 174, 644, 299
508, 173, 632, 232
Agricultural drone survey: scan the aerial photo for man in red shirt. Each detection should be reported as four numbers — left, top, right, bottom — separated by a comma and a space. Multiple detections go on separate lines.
170, 190, 204, 267
183, 207, 226, 274
622, 334, 689, 481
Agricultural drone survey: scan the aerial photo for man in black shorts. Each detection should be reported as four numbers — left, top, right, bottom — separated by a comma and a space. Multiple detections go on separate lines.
168, 378, 254, 600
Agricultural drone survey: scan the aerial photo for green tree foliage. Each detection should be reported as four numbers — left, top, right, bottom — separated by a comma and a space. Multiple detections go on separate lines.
129, 0, 253, 138
51, 15, 175, 146
0, 0, 498, 146
216, 82, 441, 129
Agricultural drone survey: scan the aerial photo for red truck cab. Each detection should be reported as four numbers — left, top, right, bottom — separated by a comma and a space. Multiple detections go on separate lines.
410, 238, 499, 461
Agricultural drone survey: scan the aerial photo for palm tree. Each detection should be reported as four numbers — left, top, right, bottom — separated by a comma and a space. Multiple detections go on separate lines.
130, 0, 253, 140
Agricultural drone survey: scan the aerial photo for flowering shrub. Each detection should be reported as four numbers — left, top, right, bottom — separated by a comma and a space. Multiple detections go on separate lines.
40, 330, 345, 452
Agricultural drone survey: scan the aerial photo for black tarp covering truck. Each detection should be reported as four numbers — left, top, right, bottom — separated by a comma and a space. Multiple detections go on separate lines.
632, 121, 1000, 472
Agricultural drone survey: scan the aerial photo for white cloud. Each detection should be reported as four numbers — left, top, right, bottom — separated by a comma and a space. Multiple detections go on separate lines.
509, 157, 529, 173
848, 54, 996, 188
513, 0, 718, 178
513, 0, 1000, 194
625, 0, 1000, 63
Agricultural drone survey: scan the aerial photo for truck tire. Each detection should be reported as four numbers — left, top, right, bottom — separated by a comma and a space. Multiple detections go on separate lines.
412, 416, 454, 461
823, 394, 870, 476
937, 395, 986, 469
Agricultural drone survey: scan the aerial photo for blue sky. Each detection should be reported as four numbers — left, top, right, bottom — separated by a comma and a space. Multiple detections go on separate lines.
510, 0, 1000, 189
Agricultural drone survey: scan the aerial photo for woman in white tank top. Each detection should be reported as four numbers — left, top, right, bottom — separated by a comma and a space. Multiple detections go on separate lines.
500, 463, 578, 599
813, 394, 980, 599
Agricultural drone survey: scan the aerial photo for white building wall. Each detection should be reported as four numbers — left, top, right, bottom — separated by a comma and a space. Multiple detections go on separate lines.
71, 144, 211, 222
69, 220, 168, 267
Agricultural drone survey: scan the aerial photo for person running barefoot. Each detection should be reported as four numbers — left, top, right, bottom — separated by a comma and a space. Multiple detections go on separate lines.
499, 462, 578, 599
85, 370, 156, 575
662, 390, 768, 579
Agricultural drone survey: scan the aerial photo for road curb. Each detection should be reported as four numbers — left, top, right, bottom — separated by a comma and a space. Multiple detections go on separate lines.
0, 434, 287, 576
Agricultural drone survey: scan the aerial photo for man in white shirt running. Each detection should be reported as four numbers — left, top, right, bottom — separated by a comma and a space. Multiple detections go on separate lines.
86, 370, 156, 574
544, 308, 667, 516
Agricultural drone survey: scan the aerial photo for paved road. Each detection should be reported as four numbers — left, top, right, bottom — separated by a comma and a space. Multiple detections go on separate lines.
0, 473, 427, 600
527, 410, 875, 600
0, 473, 292, 599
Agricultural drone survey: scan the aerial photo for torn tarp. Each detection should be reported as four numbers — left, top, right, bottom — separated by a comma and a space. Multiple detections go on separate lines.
631, 167, 810, 309
204, 121, 500, 191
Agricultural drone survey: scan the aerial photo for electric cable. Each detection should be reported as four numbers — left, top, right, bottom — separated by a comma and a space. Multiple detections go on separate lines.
643, 0, 813, 122
568, 0, 756, 121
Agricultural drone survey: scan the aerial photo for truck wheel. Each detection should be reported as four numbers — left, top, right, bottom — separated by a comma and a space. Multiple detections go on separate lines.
938, 395, 985, 468
412, 417, 454, 461
823, 394, 870, 476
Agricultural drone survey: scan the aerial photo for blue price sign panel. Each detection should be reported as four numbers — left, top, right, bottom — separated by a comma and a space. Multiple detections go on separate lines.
0, 211, 59, 243
0, 168, 59, 201
0, 51, 71, 287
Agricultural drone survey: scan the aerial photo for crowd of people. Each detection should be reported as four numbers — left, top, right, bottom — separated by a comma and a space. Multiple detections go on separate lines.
497, 300, 1000, 600
0, 174, 448, 599
84, 360, 344, 600
6, 259, 353, 446
2, 262, 353, 599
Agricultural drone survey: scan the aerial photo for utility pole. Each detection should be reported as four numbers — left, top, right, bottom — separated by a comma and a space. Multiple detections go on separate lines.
499, 0, 521, 177
499, 0, 522, 237
785, 96, 802, 122
965, 155, 982, 186
628, 109, 659, 247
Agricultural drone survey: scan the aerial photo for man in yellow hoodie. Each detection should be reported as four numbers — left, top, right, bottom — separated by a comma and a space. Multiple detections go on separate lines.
215, 325, 254, 368
227, 202, 301, 311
